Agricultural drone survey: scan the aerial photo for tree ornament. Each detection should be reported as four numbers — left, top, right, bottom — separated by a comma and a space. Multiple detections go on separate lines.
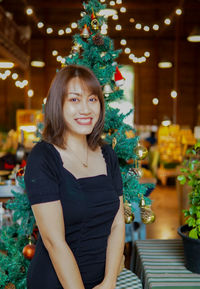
128, 167, 142, 178
93, 33, 104, 45
101, 132, 107, 139
124, 201, 135, 224
91, 18, 100, 30
112, 137, 117, 149
101, 52, 106, 57
114, 66, 125, 87
71, 42, 81, 54
4, 283, 16, 289
134, 144, 148, 160
16, 167, 25, 178
80, 11, 86, 17
103, 83, 113, 97
140, 195, 155, 224
23, 235, 36, 260
81, 24, 90, 39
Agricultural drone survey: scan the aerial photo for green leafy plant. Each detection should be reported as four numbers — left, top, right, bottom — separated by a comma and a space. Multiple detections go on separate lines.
177, 142, 200, 239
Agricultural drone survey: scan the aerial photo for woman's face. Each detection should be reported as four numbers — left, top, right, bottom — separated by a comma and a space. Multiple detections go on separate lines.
63, 77, 101, 137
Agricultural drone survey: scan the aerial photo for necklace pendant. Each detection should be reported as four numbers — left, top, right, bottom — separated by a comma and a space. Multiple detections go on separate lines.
83, 163, 88, 167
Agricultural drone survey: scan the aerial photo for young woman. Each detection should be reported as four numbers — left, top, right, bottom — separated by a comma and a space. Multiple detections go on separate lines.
24, 65, 125, 289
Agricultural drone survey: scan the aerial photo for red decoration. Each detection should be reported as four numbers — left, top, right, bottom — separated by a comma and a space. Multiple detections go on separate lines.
114, 66, 125, 87
91, 10, 96, 20
32, 227, 39, 240
23, 243, 36, 260
20, 159, 27, 168
16, 168, 25, 178
4, 162, 15, 170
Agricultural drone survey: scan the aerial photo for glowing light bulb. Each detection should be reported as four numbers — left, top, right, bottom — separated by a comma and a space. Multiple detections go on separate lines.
26, 8, 33, 15
144, 25, 150, 32
110, 1, 115, 6
144, 51, 150, 57
52, 50, 58, 56
152, 98, 159, 105
65, 27, 72, 34
112, 14, 118, 20
58, 29, 64, 35
71, 22, 78, 29
56, 56, 62, 62
171, 90, 177, 98
120, 39, 127, 45
28, 89, 34, 97
37, 22, 44, 28
129, 18, 135, 23
124, 48, 131, 54
176, 8, 182, 15
153, 24, 159, 31
115, 24, 122, 31
116, 0, 122, 4
164, 18, 171, 25
129, 54, 135, 60
46, 27, 53, 34
135, 23, 142, 29
12, 73, 18, 80
120, 7, 126, 13
22, 80, 28, 86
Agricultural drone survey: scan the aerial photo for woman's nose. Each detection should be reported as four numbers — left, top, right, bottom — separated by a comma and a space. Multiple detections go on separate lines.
79, 99, 91, 114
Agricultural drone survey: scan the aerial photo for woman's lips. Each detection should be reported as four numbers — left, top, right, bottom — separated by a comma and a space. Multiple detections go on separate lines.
75, 118, 93, 125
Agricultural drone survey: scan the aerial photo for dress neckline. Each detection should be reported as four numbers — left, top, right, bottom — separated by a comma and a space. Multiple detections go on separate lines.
46, 141, 109, 182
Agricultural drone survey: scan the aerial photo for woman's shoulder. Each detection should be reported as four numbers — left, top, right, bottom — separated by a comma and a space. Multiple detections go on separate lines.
27, 140, 57, 165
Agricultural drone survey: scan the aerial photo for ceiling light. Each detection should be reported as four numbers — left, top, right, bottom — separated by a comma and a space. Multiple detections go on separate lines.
158, 61, 173, 68
37, 22, 44, 28
144, 51, 150, 57
120, 39, 127, 45
120, 7, 126, 13
26, 8, 33, 15
28, 89, 34, 97
112, 14, 118, 20
0, 61, 14, 68
153, 24, 159, 31
135, 23, 142, 29
152, 98, 159, 105
52, 50, 58, 56
164, 18, 171, 25
58, 29, 64, 35
46, 27, 53, 34
144, 25, 150, 32
31, 61, 45, 67
97, 8, 117, 17
71, 22, 78, 29
115, 24, 122, 31
12, 73, 18, 80
65, 27, 72, 33
176, 8, 182, 15
171, 90, 177, 98
187, 26, 200, 42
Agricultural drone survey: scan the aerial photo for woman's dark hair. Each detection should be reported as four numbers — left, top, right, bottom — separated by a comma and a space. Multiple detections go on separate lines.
42, 64, 105, 150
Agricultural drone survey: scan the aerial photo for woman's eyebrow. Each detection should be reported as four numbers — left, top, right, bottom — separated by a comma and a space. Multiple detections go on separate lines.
67, 92, 95, 97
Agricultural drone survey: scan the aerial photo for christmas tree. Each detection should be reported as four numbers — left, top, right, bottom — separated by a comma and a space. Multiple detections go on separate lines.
0, 0, 155, 288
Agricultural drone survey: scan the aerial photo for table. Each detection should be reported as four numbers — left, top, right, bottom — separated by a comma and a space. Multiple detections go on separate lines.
116, 268, 142, 289
134, 239, 200, 289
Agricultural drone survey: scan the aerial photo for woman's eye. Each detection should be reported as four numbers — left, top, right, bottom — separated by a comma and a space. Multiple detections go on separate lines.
89, 97, 98, 102
70, 98, 79, 102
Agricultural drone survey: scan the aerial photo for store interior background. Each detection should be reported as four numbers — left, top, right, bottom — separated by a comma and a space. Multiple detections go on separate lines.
0, 0, 200, 250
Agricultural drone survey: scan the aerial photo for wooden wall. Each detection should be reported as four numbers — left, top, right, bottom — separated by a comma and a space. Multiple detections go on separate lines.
0, 34, 199, 131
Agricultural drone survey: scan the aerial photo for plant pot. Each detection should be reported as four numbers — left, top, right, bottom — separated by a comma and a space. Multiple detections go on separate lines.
178, 224, 200, 274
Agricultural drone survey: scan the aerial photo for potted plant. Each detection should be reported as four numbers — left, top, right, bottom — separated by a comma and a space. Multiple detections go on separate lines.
177, 142, 200, 273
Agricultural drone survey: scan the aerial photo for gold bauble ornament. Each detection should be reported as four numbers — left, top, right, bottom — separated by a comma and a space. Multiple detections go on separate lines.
134, 144, 148, 160
4, 283, 16, 289
23, 236, 36, 260
112, 137, 117, 149
124, 201, 135, 224
91, 18, 100, 30
140, 195, 155, 224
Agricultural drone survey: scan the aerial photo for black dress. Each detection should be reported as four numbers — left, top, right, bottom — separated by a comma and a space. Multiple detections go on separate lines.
24, 140, 123, 289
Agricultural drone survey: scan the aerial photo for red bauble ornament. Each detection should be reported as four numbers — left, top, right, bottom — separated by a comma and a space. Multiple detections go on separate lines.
23, 243, 36, 260
16, 168, 25, 178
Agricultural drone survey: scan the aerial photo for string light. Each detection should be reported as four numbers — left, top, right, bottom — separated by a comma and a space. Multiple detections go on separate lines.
26, 8, 33, 15
144, 25, 150, 32
153, 24, 159, 31
129, 54, 135, 60
56, 56, 62, 62
37, 22, 44, 28
112, 14, 118, 20
144, 51, 150, 57
120, 39, 127, 45
116, 0, 122, 4
120, 7, 126, 13
28, 89, 34, 97
46, 27, 53, 34
58, 29, 64, 35
129, 18, 135, 23
110, 1, 115, 6
152, 98, 159, 105
176, 8, 182, 15
52, 50, 58, 56
135, 23, 142, 30
12, 73, 18, 80
124, 48, 131, 54
100, 0, 105, 2
65, 27, 72, 34
115, 24, 122, 31
171, 90, 177, 98
164, 18, 171, 25
71, 22, 78, 29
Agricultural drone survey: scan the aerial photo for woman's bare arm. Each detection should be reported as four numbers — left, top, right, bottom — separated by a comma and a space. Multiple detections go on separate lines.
31, 200, 85, 289
96, 196, 125, 289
